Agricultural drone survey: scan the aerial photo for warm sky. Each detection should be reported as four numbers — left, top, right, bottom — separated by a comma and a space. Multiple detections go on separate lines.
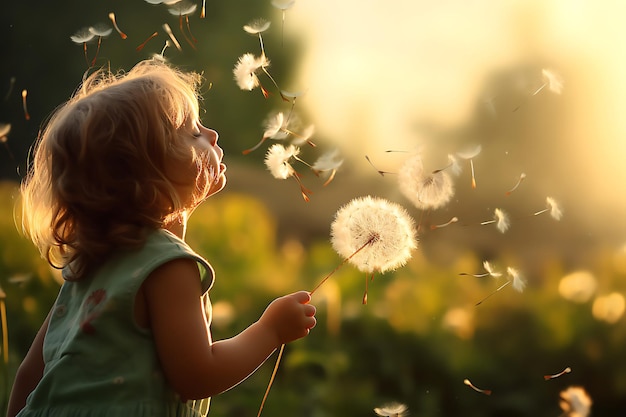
275, 0, 626, 251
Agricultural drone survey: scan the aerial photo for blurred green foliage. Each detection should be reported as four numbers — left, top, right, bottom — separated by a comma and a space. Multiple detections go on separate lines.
3, 182, 623, 416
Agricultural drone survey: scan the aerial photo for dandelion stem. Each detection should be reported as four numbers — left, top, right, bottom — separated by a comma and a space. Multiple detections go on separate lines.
136, 32, 158, 52
21, 90, 30, 121
256, 343, 285, 417
108, 13, 128, 39
310, 235, 377, 295
475, 280, 510, 306
1, 298, 8, 365
365, 155, 391, 176
470, 159, 477, 189
544, 366, 571, 381
464, 378, 492, 395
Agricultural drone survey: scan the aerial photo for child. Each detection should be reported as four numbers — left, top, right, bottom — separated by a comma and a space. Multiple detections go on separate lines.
7, 59, 317, 417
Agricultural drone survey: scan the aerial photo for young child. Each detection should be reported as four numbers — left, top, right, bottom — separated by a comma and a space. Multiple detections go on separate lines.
7, 59, 317, 417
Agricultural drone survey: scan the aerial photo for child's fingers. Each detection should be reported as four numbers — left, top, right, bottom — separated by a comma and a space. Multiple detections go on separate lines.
303, 304, 316, 317
291, 290, 312, 304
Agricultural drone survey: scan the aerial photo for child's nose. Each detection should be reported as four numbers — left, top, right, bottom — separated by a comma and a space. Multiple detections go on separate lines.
207, 128, 218, 146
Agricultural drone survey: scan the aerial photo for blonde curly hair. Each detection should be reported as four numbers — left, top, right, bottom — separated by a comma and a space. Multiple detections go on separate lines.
21, 59, 214, 280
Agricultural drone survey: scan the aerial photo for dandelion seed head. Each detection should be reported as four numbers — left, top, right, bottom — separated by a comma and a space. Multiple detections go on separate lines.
448, 153, 462, 175
482, 260, 502, 277
507, 267, 526, 292
263, 112, 288, 139
331, 196, 417, 274
280, 90, 305, 100
70, 28, 95, 43
559, 386, 592, 417
264, 144, 299, 179
398, 154, 454, 210
88, 25, 113, 37
312, 149, 343, 172
291, 124, 315, 146
546, 196, 563, 220
233, 53, 269, 91
168, 1, 197, 15
374, 402, 408, 417
542, 68, 564, 94
494, 208, 510, 233
272, 0, 296, 10
456, 144, 482, 160
244, 18, 271, 34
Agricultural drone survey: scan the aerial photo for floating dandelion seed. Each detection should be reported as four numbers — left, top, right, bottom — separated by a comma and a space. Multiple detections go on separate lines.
271, 0, 295, 47
505, 172, 526, 196
233, 53, 271, 93
480, 208, 510, 233
374, 402, 409, 417
508, 267, 526, 292
244, 18, 271, 57
317, 196, 417, 303
431, 216, 458, 230
108, 12, 127, 39
460, 260, 502, 278
242, 19, 287, 99
162, 23, 182, 51
475, 266, 525, 306
534, 68, 564, 95
365, 155, 393, 177
88, 25, 113, 66
168, 1, 198, 48
70, 28, 96, 66
242, 111, 286, 155
312, 149, 343, 186
544, 366, 571, 381
464, 379, 492, 395
264, 144, 311, 201
559, 386, 592, 417
4, 76, 15, 101
152, 40, 171, 61
398, 154, 455, 210
456, 144, 481, 189
21, 89, 30, 121
534, 196, 562, 220
289, 124, 315, 147
136, 31, 159, 52
265, 143, 297, 180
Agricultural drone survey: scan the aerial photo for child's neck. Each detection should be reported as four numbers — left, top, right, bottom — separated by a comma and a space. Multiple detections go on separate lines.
164, 211, 189, 240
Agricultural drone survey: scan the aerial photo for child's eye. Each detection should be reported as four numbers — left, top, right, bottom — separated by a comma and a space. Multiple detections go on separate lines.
192, 130, 202, 138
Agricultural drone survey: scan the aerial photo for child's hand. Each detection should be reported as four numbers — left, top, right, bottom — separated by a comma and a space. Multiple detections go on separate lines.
259, 291, 317, 346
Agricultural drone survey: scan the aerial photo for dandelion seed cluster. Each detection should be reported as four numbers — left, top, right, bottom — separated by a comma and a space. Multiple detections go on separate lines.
331, 196, 417, 274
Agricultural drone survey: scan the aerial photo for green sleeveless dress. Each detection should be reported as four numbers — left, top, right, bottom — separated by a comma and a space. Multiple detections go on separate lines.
17, 229, 214, 417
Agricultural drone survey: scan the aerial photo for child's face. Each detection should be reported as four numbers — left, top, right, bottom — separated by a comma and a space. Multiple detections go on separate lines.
171, 119, 227, 206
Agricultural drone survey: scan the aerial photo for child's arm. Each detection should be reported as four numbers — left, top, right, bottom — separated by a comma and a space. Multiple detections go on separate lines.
6, 311, 51, 417
143, 258, 316, 400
